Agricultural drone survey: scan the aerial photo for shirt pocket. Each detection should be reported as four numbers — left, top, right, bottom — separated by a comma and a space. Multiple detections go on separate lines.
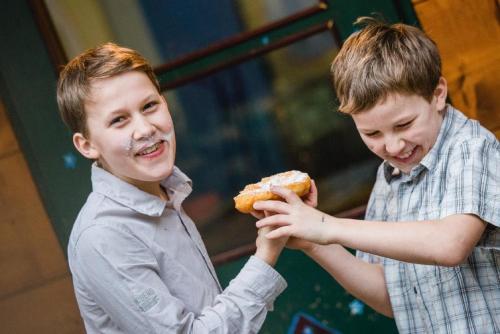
423, 266, 461, 320
384, 261, 414, 308
429, 266, 459, 294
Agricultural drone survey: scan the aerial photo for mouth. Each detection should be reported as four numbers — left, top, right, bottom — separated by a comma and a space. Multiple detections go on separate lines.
392, 145, 418, 164
135, 141, 165, 158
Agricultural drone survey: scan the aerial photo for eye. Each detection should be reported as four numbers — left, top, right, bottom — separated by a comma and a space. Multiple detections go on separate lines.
364, 131, 380, 138
396, 119, 414, 129
109, 116, 126, 126
143, 101, 158, 112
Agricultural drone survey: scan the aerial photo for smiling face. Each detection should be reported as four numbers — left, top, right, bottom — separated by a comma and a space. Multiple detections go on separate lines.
352, 78, 447, 174
73, 71, 176, 196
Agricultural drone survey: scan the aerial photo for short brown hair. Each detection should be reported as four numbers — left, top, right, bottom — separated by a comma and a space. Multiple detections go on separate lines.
331, 17, 441, 114
56, 42, 160, 136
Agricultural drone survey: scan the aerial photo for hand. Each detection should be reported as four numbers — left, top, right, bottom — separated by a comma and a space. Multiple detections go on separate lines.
303, 179, 318, 208
250, 179, 318, 219
255, 225, 288, 266
254, 186, 333, 245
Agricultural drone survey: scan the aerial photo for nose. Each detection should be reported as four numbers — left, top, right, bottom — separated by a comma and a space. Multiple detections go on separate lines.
132, 114, 155, 140
385, 135, 404, 155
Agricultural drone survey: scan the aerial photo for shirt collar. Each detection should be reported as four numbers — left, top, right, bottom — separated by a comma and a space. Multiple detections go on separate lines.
383, 104, 454, 183
91, 163, 192, 216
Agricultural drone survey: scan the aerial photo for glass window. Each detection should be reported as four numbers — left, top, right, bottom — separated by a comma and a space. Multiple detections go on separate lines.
168, 32, 378, 255
44, 0, 320, 65
44, 0, 379, 255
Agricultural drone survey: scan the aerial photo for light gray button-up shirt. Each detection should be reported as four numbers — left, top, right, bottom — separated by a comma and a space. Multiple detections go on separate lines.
68, 164, 286, 333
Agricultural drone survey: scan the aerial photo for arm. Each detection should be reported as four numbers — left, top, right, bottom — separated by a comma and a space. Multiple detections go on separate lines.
303, 242, 393, 317
262, 181, 393, 317
254, 187, 486, 267
322, 214, 486, 266
75, 226, 286, 334
255, 225, 288, 267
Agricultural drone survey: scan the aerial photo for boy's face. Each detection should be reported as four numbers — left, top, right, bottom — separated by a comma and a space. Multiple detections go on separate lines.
74, 71, 176, 193
352, 78, 447, 174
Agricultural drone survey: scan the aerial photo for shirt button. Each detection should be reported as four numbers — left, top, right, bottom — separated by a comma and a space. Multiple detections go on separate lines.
413, 287, 418, 294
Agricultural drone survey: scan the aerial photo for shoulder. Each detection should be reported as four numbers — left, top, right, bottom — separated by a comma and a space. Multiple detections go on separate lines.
444, 108, 498, 153
445, 134, 498, 170
68, 193, 151, 259
439, 109, 498, 169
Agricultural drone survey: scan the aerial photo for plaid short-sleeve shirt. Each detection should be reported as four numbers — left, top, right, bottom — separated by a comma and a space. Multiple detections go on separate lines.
357, 105, 499, 334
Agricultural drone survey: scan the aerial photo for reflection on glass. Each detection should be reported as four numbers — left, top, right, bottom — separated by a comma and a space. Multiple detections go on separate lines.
238, 0, 318, 30
44, 0, 379, 255
44, 0, 322, 65
170, 31, 378, 255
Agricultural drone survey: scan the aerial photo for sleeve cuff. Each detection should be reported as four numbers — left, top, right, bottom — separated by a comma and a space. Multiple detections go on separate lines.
230, 255, 287, 310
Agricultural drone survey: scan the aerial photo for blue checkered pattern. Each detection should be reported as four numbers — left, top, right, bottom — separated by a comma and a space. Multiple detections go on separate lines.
357, 105, 499, 333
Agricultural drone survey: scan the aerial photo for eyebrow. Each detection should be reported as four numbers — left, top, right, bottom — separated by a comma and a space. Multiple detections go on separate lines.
105, 93, 159, 116
141, 93, 158, 103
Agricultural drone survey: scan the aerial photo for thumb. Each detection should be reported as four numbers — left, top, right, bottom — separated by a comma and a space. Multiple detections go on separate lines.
270, 186, 302, 205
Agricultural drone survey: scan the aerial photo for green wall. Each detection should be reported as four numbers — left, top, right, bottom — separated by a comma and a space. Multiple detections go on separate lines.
0, 0, 92, 251
217, 249, 398, 333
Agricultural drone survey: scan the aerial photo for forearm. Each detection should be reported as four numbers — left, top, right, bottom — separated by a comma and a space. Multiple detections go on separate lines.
255, 247, 279, 267
255, 226, 288, 267
304, 244, 393, 317
325, 214, 485, 266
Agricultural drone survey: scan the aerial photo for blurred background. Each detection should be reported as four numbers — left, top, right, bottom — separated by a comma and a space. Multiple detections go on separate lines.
0, 0, 498, 333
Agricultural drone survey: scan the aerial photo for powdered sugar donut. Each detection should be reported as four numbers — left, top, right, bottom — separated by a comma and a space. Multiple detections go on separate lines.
234, 171, 311, 213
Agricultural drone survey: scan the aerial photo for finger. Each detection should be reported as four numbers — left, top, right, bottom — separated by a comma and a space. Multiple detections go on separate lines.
304, 179, 318, 208
264, 210, 274, 217
249, 210, 265, 220
257, 225, 273, 234
270, 186, 302, 205
253, 200, 290, 214
266, 226, 292, 239
255, 214, 290, 228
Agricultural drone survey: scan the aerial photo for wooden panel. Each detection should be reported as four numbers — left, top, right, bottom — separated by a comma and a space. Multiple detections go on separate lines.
413, 0, 500, 135
0, 100, 19, 157
0, 275, 84, 333
0, 151, 68, 297
0, 97, 82, 331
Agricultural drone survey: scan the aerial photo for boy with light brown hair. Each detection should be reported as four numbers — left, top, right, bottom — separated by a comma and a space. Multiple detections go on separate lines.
255, 17, 499, 333
57, 42, 289, 333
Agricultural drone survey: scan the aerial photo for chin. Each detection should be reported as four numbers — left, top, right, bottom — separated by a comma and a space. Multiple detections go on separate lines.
151, 164, 175, 181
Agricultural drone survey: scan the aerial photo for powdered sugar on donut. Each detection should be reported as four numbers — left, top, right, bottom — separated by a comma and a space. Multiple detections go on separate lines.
238, 171, 309, 195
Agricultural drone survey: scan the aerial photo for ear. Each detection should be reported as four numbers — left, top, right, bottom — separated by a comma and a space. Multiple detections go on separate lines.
434, 77, 448, 111
73, 132, 100, 160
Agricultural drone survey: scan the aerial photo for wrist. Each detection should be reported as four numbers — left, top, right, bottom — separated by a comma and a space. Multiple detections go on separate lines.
254, 248, 278, 267
323, 215, 341, 244
302, 242, 319, 255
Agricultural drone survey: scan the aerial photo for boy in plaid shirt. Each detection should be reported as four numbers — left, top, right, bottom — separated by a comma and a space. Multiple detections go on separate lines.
254, 17, 499, 333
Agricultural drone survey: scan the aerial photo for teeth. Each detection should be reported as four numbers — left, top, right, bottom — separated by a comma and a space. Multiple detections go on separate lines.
398, 147, 414, 159
138, 143, 160, 155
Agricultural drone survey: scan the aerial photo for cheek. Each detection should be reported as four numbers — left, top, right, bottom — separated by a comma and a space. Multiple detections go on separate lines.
404, 128, 425, 146
361, 137, 379, 153
157, 108, 174, 130
106, 134, 134, 157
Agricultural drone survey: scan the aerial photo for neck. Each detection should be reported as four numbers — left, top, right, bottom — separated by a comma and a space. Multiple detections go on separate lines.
135, 181, 168, 200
